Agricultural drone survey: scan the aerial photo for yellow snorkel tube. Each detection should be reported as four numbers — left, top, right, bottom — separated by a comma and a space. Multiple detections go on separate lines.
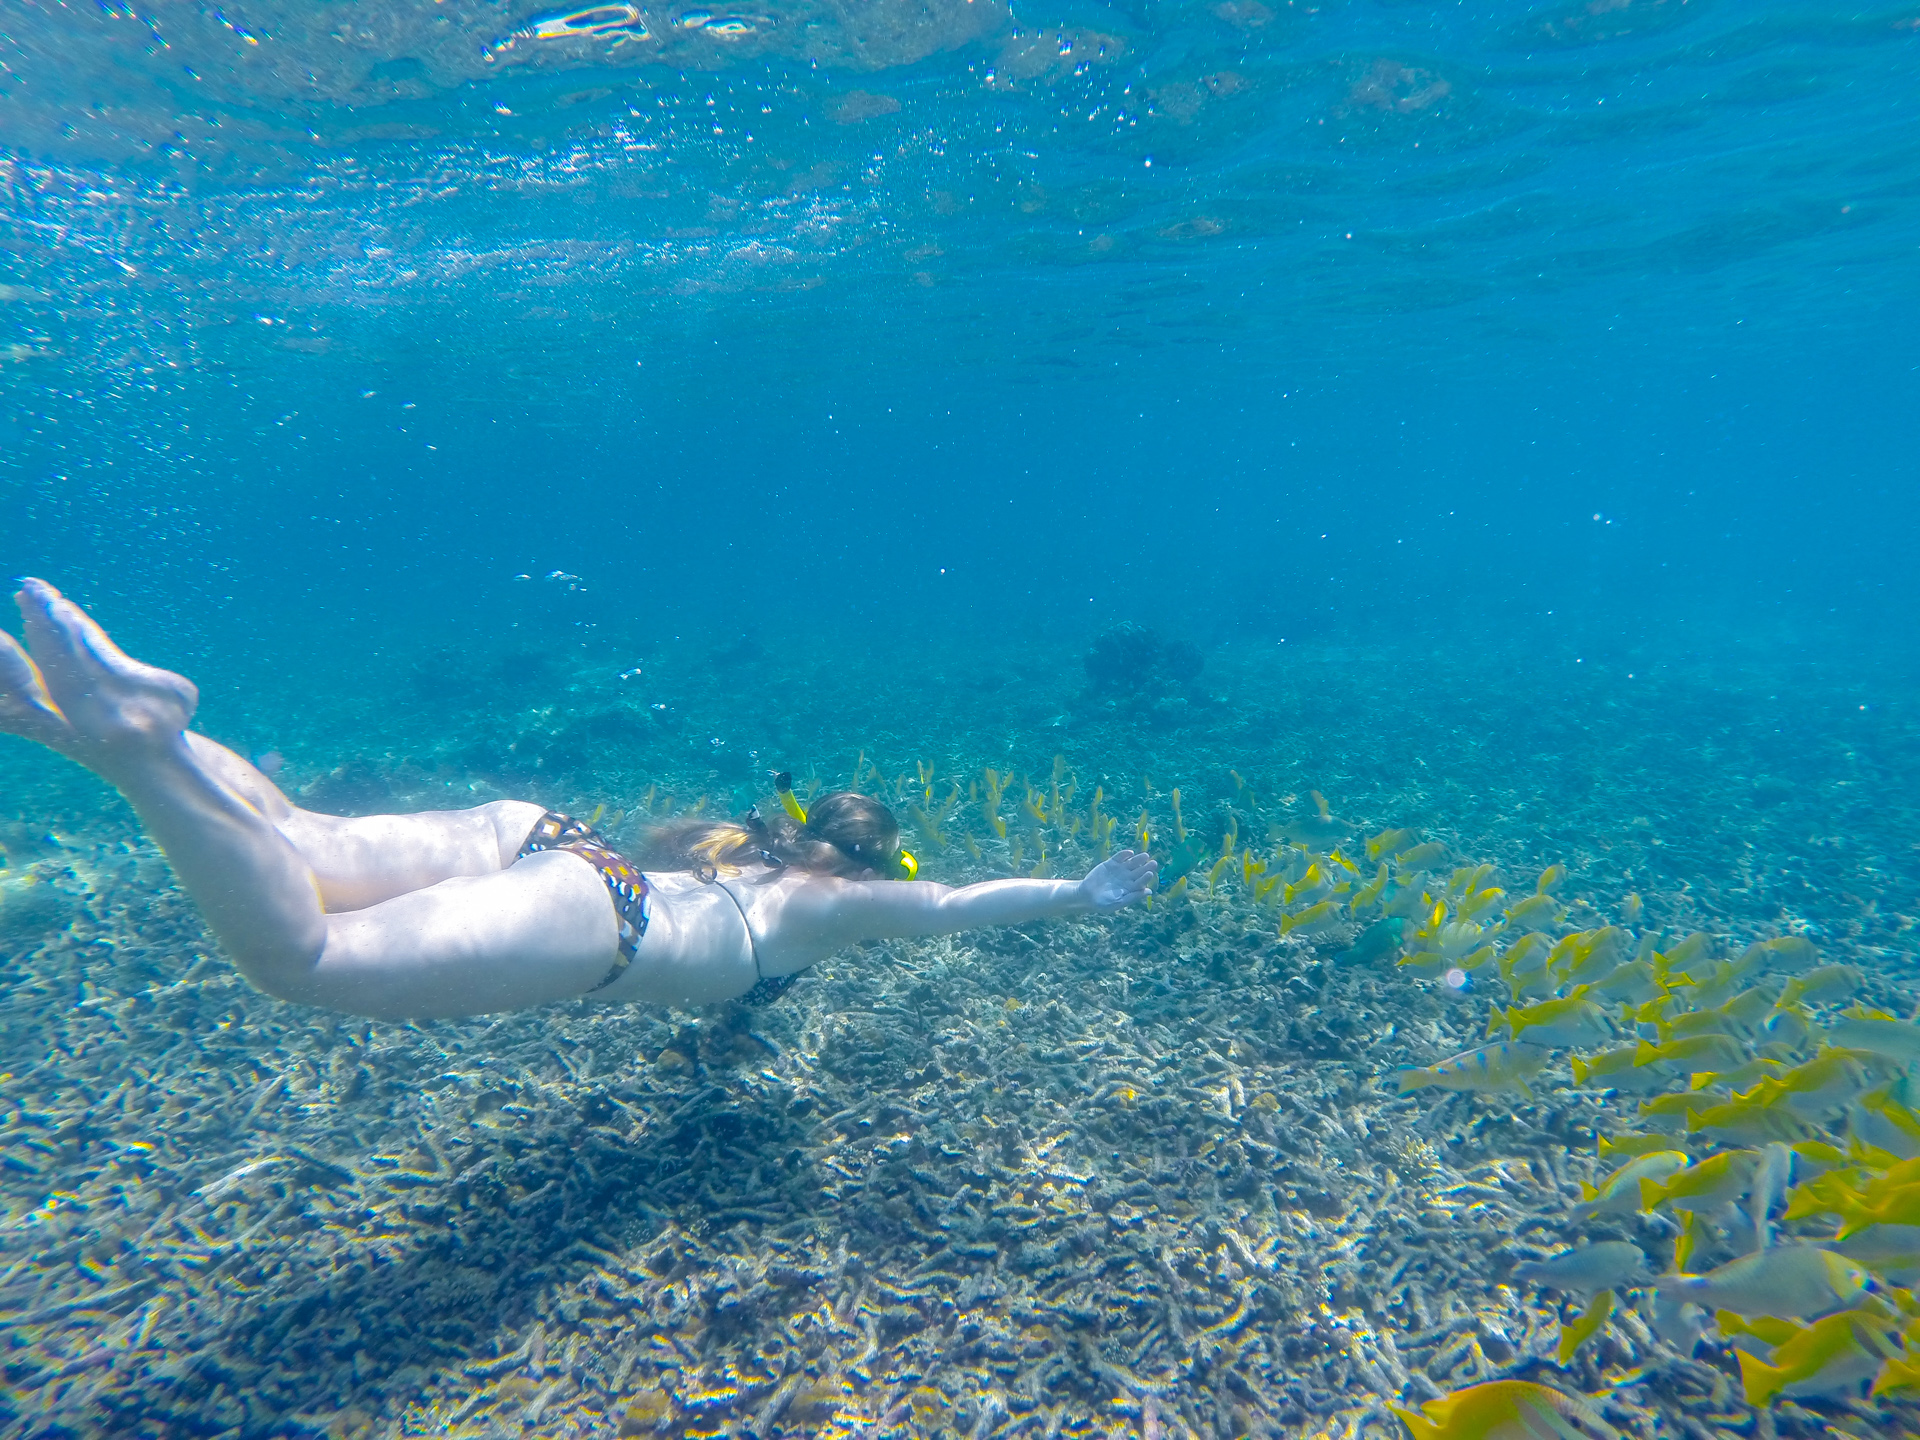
774, 771, 917, 879
773, 771, 809, 824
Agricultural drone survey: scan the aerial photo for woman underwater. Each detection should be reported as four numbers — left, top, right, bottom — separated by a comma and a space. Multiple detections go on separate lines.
0, 580, 1157, 1020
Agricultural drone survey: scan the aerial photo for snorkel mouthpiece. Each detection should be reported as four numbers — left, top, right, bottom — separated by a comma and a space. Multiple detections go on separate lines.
773, 771, 809, 825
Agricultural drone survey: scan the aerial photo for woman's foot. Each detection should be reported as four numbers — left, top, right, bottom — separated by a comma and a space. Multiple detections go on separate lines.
0, 578, 199, 780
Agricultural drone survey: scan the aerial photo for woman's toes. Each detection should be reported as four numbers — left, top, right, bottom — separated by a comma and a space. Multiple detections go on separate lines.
0, 632, 72, 746
12, 579, 199, 745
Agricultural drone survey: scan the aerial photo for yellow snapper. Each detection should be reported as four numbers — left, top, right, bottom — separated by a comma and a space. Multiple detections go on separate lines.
1499, 933, 1557, 1001
1738, 1050, 1872, 1121
1828, 1010, 1920, 1067
1633, 1033, 1747, 1074
1777, 964, 1864, 1009
1688, 1056, 1790, 1094
1588, 959, 1660, 1006
1597, 1132, 1688, 1163
1349, 862, 1390, 912
1280, 899, 1346, 938
1502, 893, 1566, 933
1397, 1042, 1548, 1099
1654, 1244, 1869, 1318
1458, 886, 1506, 923
1831, 1223, 1920, 1283
1448, 862, 1496, 897
1741, 934, 1820, 974
1736, 1308, 1902, 1406
1366, 827, 1417, 862
1687, 1096, 1812, 1146
1494, 987, 1612, 1050
1535, 864, 1567, 894
1550, 927, 1631, 987
1388, 1380, 1620, 1440
1849, 1087, 1920, 1159
1578, 1151, 1689, 1218
1396, 841, 1450, 875
1433, 919, 1490, 961
1555, 1291, 1613, 1367
1660, 931, 1719, 979
1637, 1149, 1758, 1214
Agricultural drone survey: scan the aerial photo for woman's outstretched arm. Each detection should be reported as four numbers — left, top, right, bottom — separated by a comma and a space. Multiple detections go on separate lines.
771, 850, 1157, 961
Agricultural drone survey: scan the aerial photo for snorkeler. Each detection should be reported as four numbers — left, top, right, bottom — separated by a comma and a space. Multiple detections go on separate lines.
0, 580, 1156, 1020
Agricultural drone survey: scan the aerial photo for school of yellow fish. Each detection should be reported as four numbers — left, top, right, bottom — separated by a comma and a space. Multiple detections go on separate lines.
1230, 822, 1920, 1437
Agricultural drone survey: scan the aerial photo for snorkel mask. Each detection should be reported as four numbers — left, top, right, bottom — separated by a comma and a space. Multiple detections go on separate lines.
774, 772, 918, 880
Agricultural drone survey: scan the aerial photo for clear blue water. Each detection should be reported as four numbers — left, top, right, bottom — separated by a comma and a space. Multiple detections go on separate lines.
5, 1, 1917, 655
6, 3, 1920, 1437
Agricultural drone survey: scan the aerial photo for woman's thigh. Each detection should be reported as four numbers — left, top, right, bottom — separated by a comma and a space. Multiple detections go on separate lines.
282, 801, 545, 911
294, 850, 619, 1019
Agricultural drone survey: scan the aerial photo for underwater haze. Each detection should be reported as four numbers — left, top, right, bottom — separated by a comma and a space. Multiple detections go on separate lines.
6, 0, 1920, 1438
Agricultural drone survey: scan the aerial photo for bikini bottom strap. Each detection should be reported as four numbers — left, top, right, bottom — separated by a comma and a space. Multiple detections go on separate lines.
517, 810, 651, 992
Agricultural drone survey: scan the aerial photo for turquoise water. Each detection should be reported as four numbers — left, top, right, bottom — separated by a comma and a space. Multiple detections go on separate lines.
4, 2, 1920, 1438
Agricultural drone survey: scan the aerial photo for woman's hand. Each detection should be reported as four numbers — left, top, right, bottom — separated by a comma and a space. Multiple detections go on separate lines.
1078, 849, 1158, 911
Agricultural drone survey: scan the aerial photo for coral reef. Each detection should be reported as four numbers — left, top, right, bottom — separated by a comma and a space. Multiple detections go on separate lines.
2, 627, 1918, 1437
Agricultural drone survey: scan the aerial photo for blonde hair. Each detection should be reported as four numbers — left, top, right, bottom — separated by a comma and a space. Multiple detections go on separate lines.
637, 791, 902, 880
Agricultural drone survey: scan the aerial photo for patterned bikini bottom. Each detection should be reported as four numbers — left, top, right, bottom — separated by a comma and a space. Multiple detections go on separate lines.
516, 810, 651, 993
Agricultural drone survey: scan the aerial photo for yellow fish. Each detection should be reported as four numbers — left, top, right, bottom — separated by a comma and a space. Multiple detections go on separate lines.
1350, 862, 1390, 912
1284, 862, 1338, 906
1588, 959, 1660, 1006
1873, 1353, 1920, 1399
1367, 827, 1417, 862
1449, 863, 1496, 897
1494, 987, 1611, 1050
1737, 1308, 1902, 1406
1596, 1132, 1686, 1163
1778, 965, 1864, 1009
1736, 1050, 1871, 1121
1638, 1149, 1758, 1214
1568, 1045, 1638, 1088
1687, 1056, 1789, 1093
1828, 1010, 1920, 1067
1687, 1097, 1811, 1146
1396, 841, 1449, 875
1397, 1042, 1548, 1099
1458, 887, 1506, 923
1579, 1151, 1688, 1218
1499, 934, 1557, 1001
1535, 864, 1567, 894
1555, 1291, 1613, 1366
1655, 1245, 1868, 1318
1388, 1380, 1620, 1440
1634, 1033, 1746, 1073
1502, 893, 1566, 933
1281, 899, 1345, 938
1570, 1045, 1670, 1095
1790, 1155, 1920, 1237
1550, 927, 1631, 987
1638, 1091, 1712, 1132
1660, 931, 1718, 978
1741, 934, 1819, 974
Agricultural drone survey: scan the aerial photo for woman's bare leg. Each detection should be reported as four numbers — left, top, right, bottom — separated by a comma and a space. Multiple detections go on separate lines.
186, 732, 546, 912
0, 580, 618, 1019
